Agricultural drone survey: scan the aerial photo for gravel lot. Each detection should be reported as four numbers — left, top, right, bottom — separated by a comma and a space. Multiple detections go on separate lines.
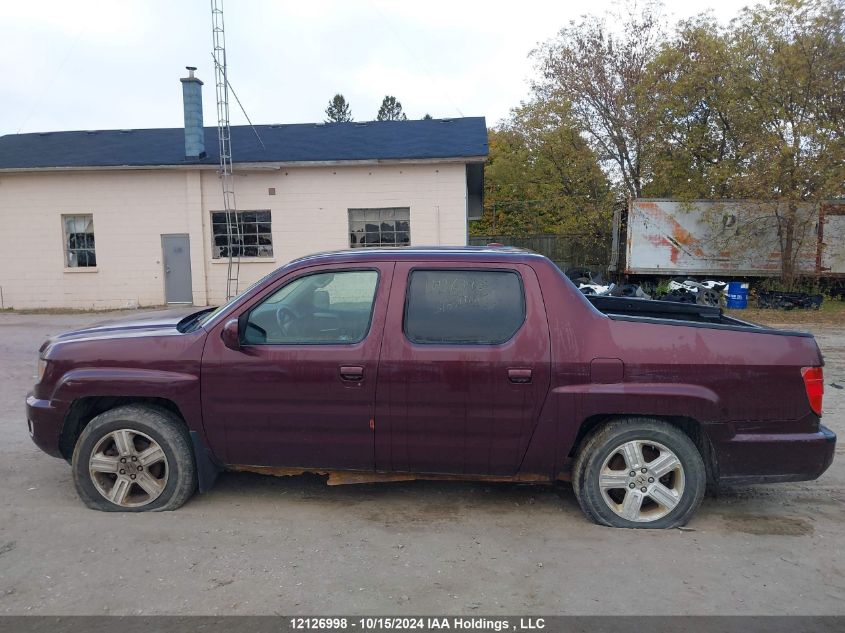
0, 311, 843, 615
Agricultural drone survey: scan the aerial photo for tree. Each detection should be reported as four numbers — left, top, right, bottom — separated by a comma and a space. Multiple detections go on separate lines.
422, 113, 433, 120
647, 0, 845, 285
477, 99, 614, 239
645, 15, 740, 199
486, 0, 844, 285
723, 0, 845, 285
532, 1, 665, 197
377, 96, 407, 121
325, 94, 353, 122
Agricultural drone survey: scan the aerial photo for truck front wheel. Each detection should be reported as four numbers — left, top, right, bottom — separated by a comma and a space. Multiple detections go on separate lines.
572, 418, 706, 529
71, 405, 197, 512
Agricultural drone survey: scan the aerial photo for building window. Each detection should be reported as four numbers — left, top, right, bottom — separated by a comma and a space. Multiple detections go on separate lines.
62, 215, 96, 268
211, 210, 273, 258
349, 208, 410, 248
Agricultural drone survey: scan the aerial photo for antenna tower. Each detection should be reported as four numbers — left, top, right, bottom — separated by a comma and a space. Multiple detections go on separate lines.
211, 0, 240, 299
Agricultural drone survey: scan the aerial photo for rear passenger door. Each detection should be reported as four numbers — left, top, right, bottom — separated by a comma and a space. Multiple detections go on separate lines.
375, 262, 551, 476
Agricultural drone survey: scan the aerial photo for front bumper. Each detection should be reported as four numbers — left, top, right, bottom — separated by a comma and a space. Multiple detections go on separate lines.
715, 424, 836, 486
26, 393, 65, 458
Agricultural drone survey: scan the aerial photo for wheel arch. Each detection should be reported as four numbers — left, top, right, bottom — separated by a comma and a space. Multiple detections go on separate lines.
59, 396, 187, 461
569, 414, 719, 486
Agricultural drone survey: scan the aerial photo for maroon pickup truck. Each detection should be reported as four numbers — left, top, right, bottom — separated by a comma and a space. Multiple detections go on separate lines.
26, 247, 834, 528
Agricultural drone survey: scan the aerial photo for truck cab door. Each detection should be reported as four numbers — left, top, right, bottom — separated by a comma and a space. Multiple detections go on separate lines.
374, 262, 551, 476
201, 263, 393, 470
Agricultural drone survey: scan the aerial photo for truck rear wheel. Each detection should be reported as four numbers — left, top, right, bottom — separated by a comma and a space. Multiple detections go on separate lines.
71, 405, 197, 512
572, 418, 705, 529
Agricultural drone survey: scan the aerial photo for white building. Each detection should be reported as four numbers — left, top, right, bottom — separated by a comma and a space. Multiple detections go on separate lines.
0, 70, 487, 309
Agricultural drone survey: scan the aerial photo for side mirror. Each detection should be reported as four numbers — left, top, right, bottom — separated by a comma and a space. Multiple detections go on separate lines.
221, 318, 241, 351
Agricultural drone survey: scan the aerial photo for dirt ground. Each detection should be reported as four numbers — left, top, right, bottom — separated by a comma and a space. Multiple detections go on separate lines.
0, 310, 843, 615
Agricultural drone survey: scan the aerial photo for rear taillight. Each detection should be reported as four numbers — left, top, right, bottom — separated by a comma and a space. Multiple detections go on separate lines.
801, 366, 824, 416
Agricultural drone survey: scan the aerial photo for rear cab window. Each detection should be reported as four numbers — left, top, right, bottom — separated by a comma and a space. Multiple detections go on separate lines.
403, 269, 526, 344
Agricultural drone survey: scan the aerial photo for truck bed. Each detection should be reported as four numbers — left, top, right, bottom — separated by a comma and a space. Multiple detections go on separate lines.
586, 295, 812, 337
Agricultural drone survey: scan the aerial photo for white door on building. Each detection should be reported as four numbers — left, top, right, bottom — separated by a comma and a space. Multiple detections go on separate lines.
161, 234, 193, 304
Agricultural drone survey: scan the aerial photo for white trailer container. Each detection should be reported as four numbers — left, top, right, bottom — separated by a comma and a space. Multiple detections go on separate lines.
624, 199, 845, 277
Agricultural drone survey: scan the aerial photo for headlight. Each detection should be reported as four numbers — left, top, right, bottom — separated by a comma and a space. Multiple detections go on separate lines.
36, 358, 47, 383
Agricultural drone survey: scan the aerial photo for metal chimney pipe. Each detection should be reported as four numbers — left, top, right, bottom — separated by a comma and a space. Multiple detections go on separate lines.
180, 66, 206, 160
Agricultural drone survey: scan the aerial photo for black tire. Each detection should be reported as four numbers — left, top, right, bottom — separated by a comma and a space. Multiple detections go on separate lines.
572, 418, 706, 529
696, 289, 720, 307
71, 404, 197, 512
566, 267, 593, 282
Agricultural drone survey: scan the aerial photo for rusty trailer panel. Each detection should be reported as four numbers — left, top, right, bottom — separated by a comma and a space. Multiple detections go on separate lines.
820, 203, 845, 276
625, 199, 845, 277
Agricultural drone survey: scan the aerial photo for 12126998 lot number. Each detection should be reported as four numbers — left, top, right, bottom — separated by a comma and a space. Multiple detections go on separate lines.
290, 617, 527, 630
290, 618, 350, 629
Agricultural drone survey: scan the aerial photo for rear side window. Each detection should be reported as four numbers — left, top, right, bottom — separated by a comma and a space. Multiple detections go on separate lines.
404, 270, 525, 344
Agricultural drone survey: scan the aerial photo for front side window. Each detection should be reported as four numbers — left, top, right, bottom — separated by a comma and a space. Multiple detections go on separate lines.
349, 208, 410, 248
244, 270, 379, 344
63, 214, 96, 267
211, 210, 273, 258
404, 270, 525, 344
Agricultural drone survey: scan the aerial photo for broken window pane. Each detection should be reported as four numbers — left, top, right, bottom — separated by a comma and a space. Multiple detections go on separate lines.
348, 208, 411, 248
210, 210, 273, 259
63, 214, 96, 268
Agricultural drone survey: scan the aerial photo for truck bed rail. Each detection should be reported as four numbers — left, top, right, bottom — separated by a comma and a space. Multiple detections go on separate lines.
585, 295, 813, 338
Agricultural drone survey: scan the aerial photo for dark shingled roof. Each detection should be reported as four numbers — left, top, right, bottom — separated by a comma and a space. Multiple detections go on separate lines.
0, 117, 488, 169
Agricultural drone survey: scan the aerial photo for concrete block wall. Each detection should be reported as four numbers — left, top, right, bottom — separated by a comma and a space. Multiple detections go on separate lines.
201, 162, 469, 305
0, 162, 470, 309
0, 170, 204, 310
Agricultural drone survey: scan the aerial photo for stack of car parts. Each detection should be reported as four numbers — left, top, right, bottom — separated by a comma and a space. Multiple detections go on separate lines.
566, 267, 652, 300
566, 269, 733, 306
660, 279, 727, 307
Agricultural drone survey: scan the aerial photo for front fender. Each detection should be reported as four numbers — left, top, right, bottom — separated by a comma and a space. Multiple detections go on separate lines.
50, 367, 204, 438
51, 367, 199, 403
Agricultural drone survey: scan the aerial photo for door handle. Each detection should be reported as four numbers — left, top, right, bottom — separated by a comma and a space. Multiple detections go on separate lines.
339, 365, 364, 381
508, 368, 532, 384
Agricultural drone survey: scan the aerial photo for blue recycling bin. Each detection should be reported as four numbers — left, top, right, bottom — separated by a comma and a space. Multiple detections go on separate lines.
726, 281, 749, 309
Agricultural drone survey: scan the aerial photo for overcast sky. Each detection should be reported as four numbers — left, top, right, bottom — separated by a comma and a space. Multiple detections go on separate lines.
1, 0, 752, 137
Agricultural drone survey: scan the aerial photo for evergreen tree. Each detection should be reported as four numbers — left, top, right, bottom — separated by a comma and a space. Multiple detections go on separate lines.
377, 96, 407, 121
325, 94, 353, 122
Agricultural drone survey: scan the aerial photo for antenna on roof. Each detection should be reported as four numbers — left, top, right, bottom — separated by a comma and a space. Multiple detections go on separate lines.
211, 0, 240, 299
209, 52, 265, 150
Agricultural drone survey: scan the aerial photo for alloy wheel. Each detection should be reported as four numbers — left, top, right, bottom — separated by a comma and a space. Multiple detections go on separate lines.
598, 439, 685, 523
88, 429, 169, 508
